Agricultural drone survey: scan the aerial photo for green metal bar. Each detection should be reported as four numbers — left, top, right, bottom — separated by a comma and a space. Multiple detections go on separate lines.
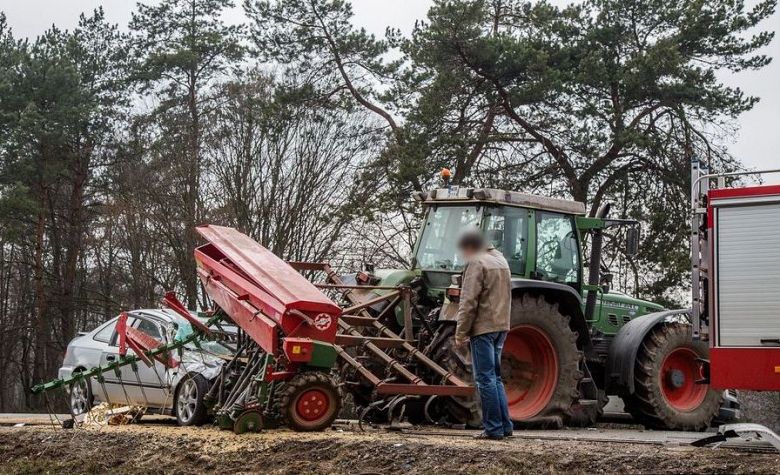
575, 216, 605, 231
30, 313, 224, 394
581, 286, 604, 323
525, 209, 537, 277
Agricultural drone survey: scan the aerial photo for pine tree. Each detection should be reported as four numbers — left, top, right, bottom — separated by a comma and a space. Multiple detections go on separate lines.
129, 0, 244, 308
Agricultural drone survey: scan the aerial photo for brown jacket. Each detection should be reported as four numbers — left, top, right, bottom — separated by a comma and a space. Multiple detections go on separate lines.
455, 247, 512, 341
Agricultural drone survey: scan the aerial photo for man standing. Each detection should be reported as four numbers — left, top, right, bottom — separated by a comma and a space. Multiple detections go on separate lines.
454, 230, 513, 440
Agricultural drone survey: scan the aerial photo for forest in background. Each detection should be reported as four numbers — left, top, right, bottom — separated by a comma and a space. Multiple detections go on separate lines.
0, 0, 775, 411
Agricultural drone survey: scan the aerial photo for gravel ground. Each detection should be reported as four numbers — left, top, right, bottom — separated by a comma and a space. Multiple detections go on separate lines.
1, 422, 779, 474
740, 391, 780, 432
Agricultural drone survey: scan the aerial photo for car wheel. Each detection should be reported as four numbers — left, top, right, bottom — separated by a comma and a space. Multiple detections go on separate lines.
175, 373, 209, 426
69, 373, 92, 417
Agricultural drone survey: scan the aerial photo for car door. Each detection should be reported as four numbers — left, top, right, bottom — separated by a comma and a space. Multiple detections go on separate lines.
86, 317, 119, 405
98, 315, 171, 408
97, 317, 133, 406
125, 316, 172, 407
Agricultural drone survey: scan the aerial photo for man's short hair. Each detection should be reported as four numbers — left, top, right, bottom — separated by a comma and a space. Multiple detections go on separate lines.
457, 229, 486, 251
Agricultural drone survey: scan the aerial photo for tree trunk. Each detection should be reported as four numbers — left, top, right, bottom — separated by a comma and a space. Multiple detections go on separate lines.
183, 69, 200, 309
59, 147, 90, 348
31, 191, 49, 410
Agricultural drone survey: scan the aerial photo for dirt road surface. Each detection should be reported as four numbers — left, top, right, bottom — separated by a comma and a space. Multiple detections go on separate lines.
1, 420, 779, 474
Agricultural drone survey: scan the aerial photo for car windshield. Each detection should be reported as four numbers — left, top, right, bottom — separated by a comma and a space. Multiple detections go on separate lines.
416, 205, 480, 271
169, 312, 235, 357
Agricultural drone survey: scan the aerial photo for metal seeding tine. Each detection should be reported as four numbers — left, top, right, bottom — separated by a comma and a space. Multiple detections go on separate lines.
210, 341, 243, 405
99, 373, 113, 409
43, 391, 61, 429
116, 364, 133, 410
161, 350, 178, 411
222, 349, 260, 411
219, 341, 247, 406
132, 361, 151, 410
148, 354, 169, 395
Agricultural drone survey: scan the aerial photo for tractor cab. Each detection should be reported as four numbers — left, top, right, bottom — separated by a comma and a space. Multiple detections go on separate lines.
410, 186, 662, 332
412, 187, 585, 294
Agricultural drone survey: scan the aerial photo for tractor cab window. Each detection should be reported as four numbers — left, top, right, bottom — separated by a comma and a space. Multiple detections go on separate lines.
483, 206, 528, 275
416, 205, 480, 271
535, 212, 580, 286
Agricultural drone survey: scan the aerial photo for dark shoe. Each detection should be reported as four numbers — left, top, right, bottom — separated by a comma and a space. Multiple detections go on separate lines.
504, 431, 514, 437
473, 431, 504, 440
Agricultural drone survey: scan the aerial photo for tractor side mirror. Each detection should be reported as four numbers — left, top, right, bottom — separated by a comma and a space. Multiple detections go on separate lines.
626, 227, 640, 257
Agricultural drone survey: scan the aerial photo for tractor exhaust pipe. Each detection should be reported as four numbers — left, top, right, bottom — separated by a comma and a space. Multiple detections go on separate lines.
584, 204, 611, 322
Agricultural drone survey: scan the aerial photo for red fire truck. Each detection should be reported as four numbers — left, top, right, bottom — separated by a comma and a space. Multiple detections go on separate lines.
691, 161, 780, 448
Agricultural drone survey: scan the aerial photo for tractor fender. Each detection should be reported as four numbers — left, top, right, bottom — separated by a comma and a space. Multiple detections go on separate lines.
607, 308, 691, 395
510, 279, 591, 351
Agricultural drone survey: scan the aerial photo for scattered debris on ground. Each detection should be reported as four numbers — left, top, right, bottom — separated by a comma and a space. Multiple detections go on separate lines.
77, 403, 145, 426
1, 423, 779, 474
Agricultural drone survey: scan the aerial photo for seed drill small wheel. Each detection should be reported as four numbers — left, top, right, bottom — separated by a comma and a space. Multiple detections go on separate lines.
277, 372, 341, 432
233, 409, 263, 434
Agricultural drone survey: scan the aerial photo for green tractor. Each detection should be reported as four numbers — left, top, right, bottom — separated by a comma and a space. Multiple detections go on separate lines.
356, 186, 723, 430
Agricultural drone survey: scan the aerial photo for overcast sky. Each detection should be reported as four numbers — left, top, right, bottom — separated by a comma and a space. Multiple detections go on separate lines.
2, 0, 778, 172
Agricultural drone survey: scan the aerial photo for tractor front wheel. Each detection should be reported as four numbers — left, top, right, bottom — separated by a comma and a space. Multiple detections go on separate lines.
277, 372, 341, 432
622, 323, 722, 431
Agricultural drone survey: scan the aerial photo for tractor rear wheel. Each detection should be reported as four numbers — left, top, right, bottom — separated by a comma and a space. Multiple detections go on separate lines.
622, 323, 722, 431
502, 294, 582, 428
277, 372, 342, 432
433, 294, 582, 429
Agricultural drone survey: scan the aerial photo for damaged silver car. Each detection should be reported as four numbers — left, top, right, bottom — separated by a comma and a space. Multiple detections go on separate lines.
59, 309, 235, 426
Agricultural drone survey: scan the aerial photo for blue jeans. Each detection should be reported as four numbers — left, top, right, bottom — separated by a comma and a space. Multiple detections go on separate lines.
470, 331, 513, 436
